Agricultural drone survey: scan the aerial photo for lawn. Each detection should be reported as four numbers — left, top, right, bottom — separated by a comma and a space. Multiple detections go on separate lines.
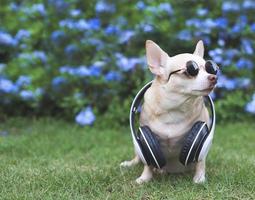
0, 117, 254, 199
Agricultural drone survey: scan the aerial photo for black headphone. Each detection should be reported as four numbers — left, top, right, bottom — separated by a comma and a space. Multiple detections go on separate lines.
130, 81, 216, 169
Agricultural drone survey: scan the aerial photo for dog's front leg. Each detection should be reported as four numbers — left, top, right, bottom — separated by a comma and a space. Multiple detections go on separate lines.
193, 159, 206, 184
120, 154, 140, 168
136, 165, 153, 184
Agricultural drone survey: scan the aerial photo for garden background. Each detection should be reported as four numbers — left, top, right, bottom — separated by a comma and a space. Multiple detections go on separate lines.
0, 0, 254, 199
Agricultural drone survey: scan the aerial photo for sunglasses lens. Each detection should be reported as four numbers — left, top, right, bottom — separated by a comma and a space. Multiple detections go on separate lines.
205, 60, 218, 75
186, 61, 199, 76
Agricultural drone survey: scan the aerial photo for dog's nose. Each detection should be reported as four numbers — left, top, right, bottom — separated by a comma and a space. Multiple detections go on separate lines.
208, 75, 217, 84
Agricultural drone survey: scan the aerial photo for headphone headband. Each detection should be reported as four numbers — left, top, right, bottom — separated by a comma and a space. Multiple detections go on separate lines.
129, 81, 216, 141
129, 81, 153, 139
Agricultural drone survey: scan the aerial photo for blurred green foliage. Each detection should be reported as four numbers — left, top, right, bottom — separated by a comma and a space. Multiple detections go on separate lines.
0, 0, 254, 125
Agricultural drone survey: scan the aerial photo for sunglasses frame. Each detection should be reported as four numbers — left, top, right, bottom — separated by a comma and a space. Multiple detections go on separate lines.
167, 60, 219, 81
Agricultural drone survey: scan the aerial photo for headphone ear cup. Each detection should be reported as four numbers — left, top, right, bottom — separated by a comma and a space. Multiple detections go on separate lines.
179, 121, 209, 166
138, 126, 166, 168
136, 130, 152, 166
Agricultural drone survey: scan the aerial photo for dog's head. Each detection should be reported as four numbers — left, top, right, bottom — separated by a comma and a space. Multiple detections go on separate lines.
146, 40, 218, 96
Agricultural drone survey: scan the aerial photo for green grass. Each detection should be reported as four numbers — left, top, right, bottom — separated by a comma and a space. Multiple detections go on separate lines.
0, 118, 254, 199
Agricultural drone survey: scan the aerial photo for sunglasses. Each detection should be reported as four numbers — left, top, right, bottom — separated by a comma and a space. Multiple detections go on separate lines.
168, 60, 219, 81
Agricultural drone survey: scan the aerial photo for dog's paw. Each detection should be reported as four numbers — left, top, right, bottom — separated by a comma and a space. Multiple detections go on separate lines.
120, 161, 133, 168
153, 168, 166, 174
193, 174, 206, 184
135, 176, 151, 184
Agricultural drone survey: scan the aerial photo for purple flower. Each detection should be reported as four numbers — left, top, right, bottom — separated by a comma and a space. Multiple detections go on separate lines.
147, 6, 158, 13
142, 24, 153, 32
115, 53, 144, 71
186, 18, 202, 27
76, 66, 91, 76
115, 16, 127, 26
18, 51, 46, 63
214, 17, 228, 29
209, 91, 216, 100
231, 24, 242, 34
95, 1, 115, 13
231, 15, 247, 34
19, 52, 32, 61
65, 44, 78, 55
9, 2, 19, 11
33, 51, 47, 63
118, 30, 135, 43
158, 3, 173, 15
89, 65, 101, 76
222, 1, 240, 12
75, 106, 96, 126
241, 39, 253, 55
104, 25, 120, 35
210, 48, 224, 56
0, 131, 8, 136
15, 29, 30, 41
239, 15, 248, 25
59, 66, 74, 74
186, 18, 216, 34
177, 30, 192, 41
225, 49, 239, 59
35, 88, 44, 97
194, 31, 203, 37
196, 8, 208, 16
52, 76, 66, 87
116, 55, 132, 71
243, 0, 255, 9
70, 9, 81, 17
59, 19, 76, 29
218, 74, 251, 90
60, 65, 101, 77
105, 71, 122, 81
93, 61, 105, 68
245, 97, 255, 114
86, 38, 104, 50
237, 78, 251, 88
250, 23, 255, 32
87, 18, 101, 30
236, 58, 253, 69
209, 48, 223, 63
217, 74, 237, 90
201, 36, 211, 45
0, 32, 17, 46
31, 3, 46, 15
0, 63, 6, 73
61, 19, 101, 31
136, 1, 146, 10
23, 3, 46, 15
48, 0, 69, 12
221, 59, 231, 67
20, 90, 34, 100
0, 78, 18, 93
217, 39, 225, 46
203, 18, 216, 29
16, 75, 31, 87
51, 30, 65, 43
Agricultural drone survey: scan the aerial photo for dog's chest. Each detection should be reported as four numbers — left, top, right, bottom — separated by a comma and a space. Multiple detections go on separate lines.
140, 110, 195, 158
156, 127, 187, 159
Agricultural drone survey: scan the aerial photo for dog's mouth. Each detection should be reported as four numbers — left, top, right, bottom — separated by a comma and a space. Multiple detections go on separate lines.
193, 86, 215, 93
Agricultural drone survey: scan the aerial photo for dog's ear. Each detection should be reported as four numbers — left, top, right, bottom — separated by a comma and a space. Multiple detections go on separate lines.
146, 40, 168, 76
193, 40, 204, 58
